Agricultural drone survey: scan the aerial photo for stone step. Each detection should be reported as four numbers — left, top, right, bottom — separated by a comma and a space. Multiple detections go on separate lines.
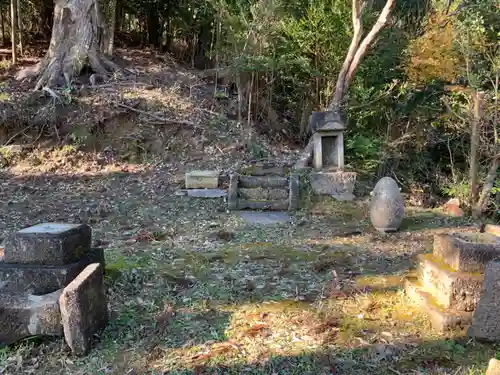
239, 187, 289, 201
239, 175, 288, 189
433, 232, 500, 273
0, 289, 63, 346
417, 253, 483, 311
237, 199, 289, 211
404, 277, 473, 332
240, 165, 289, 177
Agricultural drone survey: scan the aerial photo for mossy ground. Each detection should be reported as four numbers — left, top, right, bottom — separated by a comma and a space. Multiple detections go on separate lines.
0, 171, 496, 375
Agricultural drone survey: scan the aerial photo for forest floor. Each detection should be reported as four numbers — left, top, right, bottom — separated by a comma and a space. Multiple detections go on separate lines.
0, 48, 498, 375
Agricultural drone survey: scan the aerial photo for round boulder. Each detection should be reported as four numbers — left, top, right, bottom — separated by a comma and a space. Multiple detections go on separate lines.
370, 177, 404, 233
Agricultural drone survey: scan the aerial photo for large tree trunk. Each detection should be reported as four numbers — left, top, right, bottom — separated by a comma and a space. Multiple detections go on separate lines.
10, 0, 17, 65
29, 0, 120, 89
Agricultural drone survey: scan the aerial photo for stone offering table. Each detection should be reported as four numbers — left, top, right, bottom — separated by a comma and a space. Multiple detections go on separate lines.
0, 223, 107, 355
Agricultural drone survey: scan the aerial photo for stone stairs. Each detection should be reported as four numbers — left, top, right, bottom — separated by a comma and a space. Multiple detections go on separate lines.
227, 164, 299, 212
405, 227, 500, 332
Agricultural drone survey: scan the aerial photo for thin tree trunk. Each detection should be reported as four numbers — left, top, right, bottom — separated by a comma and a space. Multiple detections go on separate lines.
473, 154, 500, 218
1, 8, 5, 46
106, 0, 117, 55
16, 0, 22, 55
469, 91, 484, 207
10, 0, 17, 64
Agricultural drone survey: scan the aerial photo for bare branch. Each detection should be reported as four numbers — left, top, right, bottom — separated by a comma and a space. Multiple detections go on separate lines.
327, 0, 364, 111
345, 0, 395, 85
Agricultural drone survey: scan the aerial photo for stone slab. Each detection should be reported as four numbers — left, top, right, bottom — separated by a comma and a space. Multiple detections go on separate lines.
417, 253, 483, 311
0, 289, 63, 346
486, 358, 500, 375
187, 189, 227, 198
433, 233, 500, 272
185, 170, 219, 189
60, 263, 108, 356
308, 111, 344, 133
238, 211, 291, 225
309, 171, 356, 201
404, 278, 473, 332
469, 261, 500, 342
0, 248, 104, 295
4, 223, 91, 266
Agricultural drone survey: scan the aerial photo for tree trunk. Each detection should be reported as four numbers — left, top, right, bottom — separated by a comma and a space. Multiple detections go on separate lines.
1, 8, 6, 46
29, 0, 120, 89
104, 0, 117, 55
16, 0, 23, 55
10, 0, 17, 64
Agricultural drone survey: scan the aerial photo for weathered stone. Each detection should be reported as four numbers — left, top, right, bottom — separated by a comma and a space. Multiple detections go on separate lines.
0, 248, 105, 295
4, 223, 91, 266
239, 187, 289, 201
433, 233, 500, 272
0, 290, 63, 346
60, 263, 108, 356
227, 174, 239, 211
404, 278, 473, 332
312, 131, 344, 170
185, 170, 219, 189
469, 261, 500, 342
308, 111, 344, 133
237, 199, 288, 211
240, 165, 288, 176
486, 358, 500, 375
484, 224, 500, 238
309, 171, 356, 201
417, 254, 483, 311
238, 175, 288, 189
369, 177, 404, 233
288, 173, 299, 212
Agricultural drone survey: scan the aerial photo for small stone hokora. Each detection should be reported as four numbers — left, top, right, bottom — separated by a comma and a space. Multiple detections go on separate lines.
369, 177, 404, 233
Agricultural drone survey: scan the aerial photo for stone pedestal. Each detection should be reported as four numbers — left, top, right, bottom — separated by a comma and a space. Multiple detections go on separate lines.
0, 223, 107, 355
309, 171, 356, 201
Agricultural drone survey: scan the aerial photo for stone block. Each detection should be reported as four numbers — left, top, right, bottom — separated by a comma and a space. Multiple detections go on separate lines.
60, 263, 108, 356
433, 232, 500, 273
185, 170, 219, 189
469, 261, 500, 342
237, 199, 288, 211
0, 248, 105, 295
417, 254, 483, 311
486, 358, 500, 375
187, 189, 227, 198
4, 223, 91, 266
0, 290, 63, 346
404, 278, 473, 332
309, 171, 356, 201
369, 177, 404, 233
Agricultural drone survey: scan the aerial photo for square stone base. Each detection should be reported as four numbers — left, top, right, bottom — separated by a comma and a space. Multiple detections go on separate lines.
309, 171, 356, 201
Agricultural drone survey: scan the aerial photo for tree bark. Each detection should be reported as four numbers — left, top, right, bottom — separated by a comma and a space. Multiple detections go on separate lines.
473, 154, 500, 218
27, 0, 121, 89
10, 0, 17, 64
16, 0, 23, 55
1, 7, 6, 46
104, 0, 117, 55
469, 91, 484, 208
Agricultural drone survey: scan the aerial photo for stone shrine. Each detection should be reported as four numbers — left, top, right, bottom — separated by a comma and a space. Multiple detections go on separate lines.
301, 110, 356, 201
0, 222, 107, 355
405, 227, 500, 332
